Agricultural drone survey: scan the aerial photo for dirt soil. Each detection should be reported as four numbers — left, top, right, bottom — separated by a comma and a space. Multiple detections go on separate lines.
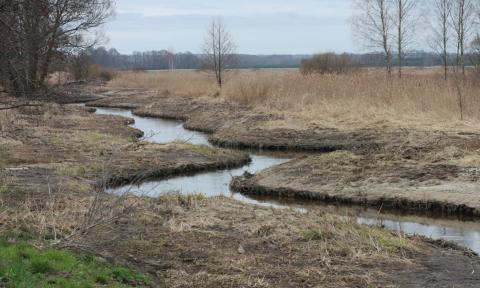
86, 88, 480, 217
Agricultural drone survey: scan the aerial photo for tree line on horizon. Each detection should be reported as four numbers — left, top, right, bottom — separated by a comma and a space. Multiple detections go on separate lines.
85, 47, 467, 71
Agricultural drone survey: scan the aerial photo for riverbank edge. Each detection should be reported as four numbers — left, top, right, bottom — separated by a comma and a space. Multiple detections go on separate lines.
230, 175, 480, 219
80, 107, 252, 188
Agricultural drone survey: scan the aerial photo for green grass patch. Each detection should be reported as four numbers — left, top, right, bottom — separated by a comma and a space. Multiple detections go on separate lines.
298, 228, 324, 242
57, 163, 99, 178
0, 240, 150, 287
356, 225, 410, 253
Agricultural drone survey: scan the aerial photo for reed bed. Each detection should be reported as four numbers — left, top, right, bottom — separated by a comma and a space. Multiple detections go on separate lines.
108, 68, 480, 128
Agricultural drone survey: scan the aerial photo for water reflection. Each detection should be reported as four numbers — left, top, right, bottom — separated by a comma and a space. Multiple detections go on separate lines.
94, 107, 209, 145
358, 217, 480, 254
108, 154, 289, 201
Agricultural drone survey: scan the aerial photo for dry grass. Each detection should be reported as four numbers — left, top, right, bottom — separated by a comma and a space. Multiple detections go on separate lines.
108, 68, 480, 130
109, 70, 220, 97
88, 195, 416, 287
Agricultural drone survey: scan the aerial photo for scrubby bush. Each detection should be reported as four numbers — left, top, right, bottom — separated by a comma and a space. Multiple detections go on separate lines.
300, 53, 357, 75
95, 66, 117, 81
70, 56, 116, 82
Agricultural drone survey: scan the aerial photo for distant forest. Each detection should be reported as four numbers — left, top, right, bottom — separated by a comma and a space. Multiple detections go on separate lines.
87, 47, 466, 70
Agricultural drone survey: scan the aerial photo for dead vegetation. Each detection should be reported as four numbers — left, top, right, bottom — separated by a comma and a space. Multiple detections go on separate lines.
108, 69, 480, 130
80, 195, 480, 287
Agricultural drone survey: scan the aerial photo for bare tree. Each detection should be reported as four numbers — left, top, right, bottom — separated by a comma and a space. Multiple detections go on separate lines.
431, 0, 453, 80
0, 0, 114, 98
353, 0, 394, 76
450, 0, 476, 77
394, 0, 416, 78
202, 17, 236, 87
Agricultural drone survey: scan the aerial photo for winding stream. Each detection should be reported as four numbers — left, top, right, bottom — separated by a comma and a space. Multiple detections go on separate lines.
93, 106, 480, 254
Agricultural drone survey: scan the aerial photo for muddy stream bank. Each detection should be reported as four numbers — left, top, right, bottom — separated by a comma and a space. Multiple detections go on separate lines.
92, 106, 480, 255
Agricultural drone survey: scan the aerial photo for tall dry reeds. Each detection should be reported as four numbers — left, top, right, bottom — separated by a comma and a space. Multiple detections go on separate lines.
109, 70, 220, 97
108, 68, 480, 127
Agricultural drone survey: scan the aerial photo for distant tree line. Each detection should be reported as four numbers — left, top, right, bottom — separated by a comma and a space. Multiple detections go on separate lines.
87, 47, 201, 70
86, 47, 466, 71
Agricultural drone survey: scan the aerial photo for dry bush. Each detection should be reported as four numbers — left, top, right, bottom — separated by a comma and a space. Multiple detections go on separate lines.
70, 56, 116, 82
83, 64, 117, 82
300, 53, 357, 75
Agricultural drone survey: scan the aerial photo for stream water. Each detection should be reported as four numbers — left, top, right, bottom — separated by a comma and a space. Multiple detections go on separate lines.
93, 106, 480, 254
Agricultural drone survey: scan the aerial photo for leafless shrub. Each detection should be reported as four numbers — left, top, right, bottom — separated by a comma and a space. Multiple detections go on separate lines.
300, 53, 357, 75
70, 53, 116, 82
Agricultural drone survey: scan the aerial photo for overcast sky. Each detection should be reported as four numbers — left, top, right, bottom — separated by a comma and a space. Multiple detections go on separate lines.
104, 0, 355, 55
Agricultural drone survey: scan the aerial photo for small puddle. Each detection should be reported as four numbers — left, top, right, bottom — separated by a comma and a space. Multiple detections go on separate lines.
92, 106, 480, 254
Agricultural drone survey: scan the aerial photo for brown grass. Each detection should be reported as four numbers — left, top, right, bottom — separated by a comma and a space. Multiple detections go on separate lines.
108, 68, 480, 129
109, 70, 219, 97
